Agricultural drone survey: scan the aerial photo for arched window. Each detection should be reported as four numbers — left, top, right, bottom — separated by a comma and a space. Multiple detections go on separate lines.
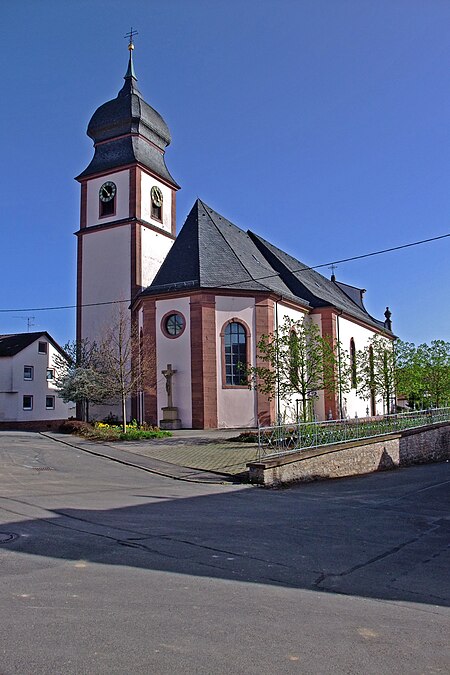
350, 338, 357, 388
223, 321, 248, 386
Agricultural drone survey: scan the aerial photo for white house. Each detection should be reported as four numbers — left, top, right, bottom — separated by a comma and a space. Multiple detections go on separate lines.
0, 332, 70, 424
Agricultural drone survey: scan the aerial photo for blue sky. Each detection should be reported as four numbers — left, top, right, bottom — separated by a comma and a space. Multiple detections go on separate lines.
1, 0, 449, 347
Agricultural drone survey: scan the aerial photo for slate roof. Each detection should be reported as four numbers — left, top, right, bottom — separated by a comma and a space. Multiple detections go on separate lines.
77, 54, 179, 186
0, 332, 68, 358
248, 233, 389, 331
138, 199, 392, 335
141, 200, 304, 304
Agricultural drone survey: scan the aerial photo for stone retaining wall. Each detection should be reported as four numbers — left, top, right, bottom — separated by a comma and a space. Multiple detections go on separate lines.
0, 419, 68, 432
247, 422, 450, 487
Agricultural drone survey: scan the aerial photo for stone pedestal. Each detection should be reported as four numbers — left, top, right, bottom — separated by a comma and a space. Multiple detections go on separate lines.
159, 406, 181, 430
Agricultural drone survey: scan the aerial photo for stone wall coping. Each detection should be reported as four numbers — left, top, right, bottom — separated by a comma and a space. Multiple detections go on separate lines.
247, 421, 449, 470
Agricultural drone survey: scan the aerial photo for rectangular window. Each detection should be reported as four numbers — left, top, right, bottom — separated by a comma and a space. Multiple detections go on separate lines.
45, 396, 55, 410
38, 341, 47, 354
23, 395, 33, 410
46, 368, 55, 380
24, 366, 34, 380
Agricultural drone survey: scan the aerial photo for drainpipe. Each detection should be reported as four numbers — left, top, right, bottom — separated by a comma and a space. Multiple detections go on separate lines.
336, 310, 344, 419
275, 299, 281, 424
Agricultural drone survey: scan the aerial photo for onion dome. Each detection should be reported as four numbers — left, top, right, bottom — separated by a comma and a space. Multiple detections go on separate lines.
77, 48, 178, 186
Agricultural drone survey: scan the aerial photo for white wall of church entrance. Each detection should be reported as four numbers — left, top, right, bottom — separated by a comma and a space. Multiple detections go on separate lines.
86, 169, 130, 227
155, 297, 192, 428
216, 296, 257, 428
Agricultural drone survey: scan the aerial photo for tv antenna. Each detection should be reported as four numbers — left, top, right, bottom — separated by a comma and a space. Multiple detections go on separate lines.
13, 316, 35, 331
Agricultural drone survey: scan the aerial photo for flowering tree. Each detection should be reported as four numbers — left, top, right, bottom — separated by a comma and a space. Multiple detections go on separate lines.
54, 339, 112, 422
356, 335, 396, 414
247, 316, 350, 422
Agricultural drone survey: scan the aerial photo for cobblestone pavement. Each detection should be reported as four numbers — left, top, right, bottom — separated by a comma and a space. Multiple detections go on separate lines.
102, 430, 259, 476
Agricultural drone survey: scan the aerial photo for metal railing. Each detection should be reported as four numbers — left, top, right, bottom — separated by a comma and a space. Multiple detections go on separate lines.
257, 407, 450, 460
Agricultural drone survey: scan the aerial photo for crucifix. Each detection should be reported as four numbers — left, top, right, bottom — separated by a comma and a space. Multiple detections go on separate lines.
328, 263, 338, 282
162, 363, 177, 408
124, 27, 139, 50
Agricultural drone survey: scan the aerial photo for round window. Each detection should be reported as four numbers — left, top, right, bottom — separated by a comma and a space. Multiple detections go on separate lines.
163, 313, 185, 338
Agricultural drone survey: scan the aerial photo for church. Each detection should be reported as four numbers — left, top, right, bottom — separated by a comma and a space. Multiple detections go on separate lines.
75, 43, 394, 429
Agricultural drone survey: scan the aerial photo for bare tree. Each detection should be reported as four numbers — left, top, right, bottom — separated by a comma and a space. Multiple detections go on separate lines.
97, 309, 154, 432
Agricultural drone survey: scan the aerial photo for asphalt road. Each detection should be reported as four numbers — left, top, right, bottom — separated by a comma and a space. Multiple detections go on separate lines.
0, 431, 449, 675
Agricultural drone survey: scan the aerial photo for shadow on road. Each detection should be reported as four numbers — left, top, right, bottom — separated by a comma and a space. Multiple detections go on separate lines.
1, 463, 449, 608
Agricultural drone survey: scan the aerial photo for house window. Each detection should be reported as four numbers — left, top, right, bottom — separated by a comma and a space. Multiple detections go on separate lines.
223, 321, 248, 386
23, 395, 33, 411
38, 341, 47, 354
46, 368, 55, 380
350, 338, 357, 388
24, 366, 34, 381
46, 396, 55, 410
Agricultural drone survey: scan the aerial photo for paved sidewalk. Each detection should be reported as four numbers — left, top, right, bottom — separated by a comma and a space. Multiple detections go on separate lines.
43, 429, 259, 482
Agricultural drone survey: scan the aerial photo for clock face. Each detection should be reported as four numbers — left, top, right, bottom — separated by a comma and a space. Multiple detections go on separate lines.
151, 185, 163, 208
99, 181, 117, 202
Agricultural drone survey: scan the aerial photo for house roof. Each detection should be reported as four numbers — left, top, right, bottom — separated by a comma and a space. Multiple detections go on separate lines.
0, 332, 68, 359
138, 199, 392, 334
77, 53, 178, 187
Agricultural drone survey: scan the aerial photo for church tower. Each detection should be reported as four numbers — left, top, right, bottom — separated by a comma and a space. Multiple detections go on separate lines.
75, 39, 179, 349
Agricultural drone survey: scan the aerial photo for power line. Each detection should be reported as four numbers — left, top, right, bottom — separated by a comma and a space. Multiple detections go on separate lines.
1, 232, 448, 314
220, 232, 450, 289
0, 299, 129, 314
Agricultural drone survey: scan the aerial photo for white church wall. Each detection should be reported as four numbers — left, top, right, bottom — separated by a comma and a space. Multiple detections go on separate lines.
275, 303, 318, 422
86, 170, 130, 227
337, 317, 386, 418
155, 297, 192, 428
276, 303, 307, 327
140, 172, 173, 233
215, 296, 256, 428
140, 226, 174, 288
81, 226, 131, 342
